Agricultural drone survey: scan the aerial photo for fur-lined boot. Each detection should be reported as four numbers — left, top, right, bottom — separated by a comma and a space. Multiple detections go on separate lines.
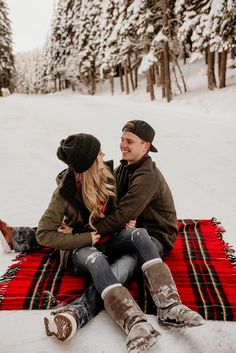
103, 285, 160, 353
142, 259, 205, 327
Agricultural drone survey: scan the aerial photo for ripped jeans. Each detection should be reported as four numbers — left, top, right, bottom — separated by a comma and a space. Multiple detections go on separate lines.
71, 227, 164, 295
64, 227, 164, 327
55, 252, 137, 326
107, 227, 165, 266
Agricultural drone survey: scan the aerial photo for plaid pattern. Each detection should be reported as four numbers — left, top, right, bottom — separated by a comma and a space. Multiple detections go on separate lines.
0, 219, 236, 320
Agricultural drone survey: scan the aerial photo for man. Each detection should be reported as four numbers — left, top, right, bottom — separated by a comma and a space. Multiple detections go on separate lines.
96, 120, 178, 251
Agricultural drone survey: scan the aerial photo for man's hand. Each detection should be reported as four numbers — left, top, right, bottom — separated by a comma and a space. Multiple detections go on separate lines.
91, 231, 101, 245
125, 220, 136, 229
58, 222, 73, 234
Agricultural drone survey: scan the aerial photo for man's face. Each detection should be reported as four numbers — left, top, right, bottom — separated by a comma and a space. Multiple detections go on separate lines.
120, 131, 150, 164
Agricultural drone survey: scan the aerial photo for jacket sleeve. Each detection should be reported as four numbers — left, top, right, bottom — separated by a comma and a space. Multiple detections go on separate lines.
95, 170, 158, 235
36, 188, 92, 250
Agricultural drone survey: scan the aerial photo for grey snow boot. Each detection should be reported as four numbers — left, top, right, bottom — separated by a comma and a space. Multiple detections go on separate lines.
103, 285, 160, 353
142, 260, 205, 327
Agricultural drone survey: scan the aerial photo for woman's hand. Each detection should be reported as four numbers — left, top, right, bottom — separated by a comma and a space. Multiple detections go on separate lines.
91, 231, 101, 245
58, 222, 73, 234
125, 220, 136, 229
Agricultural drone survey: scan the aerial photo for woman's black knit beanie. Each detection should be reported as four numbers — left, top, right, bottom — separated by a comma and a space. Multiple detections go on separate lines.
57, 133, 101, 173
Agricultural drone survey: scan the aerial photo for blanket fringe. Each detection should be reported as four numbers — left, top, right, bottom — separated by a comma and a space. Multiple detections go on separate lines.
0, 252, 26, 303
211, 217, 236, 265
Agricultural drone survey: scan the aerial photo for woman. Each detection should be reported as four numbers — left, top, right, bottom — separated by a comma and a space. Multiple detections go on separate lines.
1, 133, 159, 353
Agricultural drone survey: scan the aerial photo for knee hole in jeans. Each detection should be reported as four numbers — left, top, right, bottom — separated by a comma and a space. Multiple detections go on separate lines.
130, 227, 149, 241
86, 251, 105, 265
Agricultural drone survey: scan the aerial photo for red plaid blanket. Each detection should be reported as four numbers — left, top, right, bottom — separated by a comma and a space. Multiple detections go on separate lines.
1, 219, 236, 320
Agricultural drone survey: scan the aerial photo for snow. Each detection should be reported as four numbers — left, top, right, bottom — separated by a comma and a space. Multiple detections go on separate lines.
1, 60, 236, 352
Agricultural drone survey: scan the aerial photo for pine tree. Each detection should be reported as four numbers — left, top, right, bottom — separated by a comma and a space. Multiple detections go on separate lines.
175, 0, 216, 90
40, 0, 76, 92
34, 37, 53, 93
176, 0, 236, 90
203, 0, 236, 88
175, 0, 211, 57
72, 0, 101, 94
0, 0, 15, 94
14, 50, 40, 94
96, 0, 126, 93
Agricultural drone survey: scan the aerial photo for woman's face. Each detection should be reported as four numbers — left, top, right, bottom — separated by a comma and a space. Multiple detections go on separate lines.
97, 150, 105, 170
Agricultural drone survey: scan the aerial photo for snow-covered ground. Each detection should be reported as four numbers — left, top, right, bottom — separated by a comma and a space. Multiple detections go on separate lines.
1, 62, 236, 352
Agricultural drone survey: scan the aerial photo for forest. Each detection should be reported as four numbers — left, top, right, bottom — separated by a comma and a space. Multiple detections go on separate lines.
1, 0, 236, 101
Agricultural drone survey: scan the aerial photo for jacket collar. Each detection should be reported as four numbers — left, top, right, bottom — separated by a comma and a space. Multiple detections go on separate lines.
120, 153, 150, 172
59, 168, 85, 208
59, 168, 91, 223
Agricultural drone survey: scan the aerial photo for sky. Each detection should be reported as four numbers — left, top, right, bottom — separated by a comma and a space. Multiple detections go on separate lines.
7, 0, 56, 53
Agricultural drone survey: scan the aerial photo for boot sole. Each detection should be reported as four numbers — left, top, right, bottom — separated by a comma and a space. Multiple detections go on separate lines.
158, 318, 205, 327
44, 315, 74, 341
128, 331, 160, 353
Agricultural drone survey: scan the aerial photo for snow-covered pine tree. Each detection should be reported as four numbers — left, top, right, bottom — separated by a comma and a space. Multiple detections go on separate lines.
0, 0, 14, 95
138, 0, 174, 101
120, 0, 154, 96
97, 0, 155, 96
96, 0, 126, 94
64, 0, 100, 94
80, 0, 102, 94
203, 0, 236, 88
14, 50, 41, 94
176, 0, 236, 90
34, 37, 53, 93
64, 0, 83, 91
175, 0, 211, 57
175, 0, 217, 90
44, 0, 76, 92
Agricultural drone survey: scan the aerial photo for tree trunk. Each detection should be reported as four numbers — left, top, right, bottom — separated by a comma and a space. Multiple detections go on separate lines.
90, 68, 96, 95
162, 0, 172, 102
219, 50, 227, 89
160, 53, 166, 98
119, 64, 125, 92
151, 65, 155, 85
218, 52, 221, 81
183, 44, 188, 64
163, 42, 172, 102
128, 54, 135, 91
124, 60, 130, 95
146, 67, 155, 101
175, 58, 187, 92
134, 52, 138, 89
172, 65, 182, 94
207, 48, 216, 90
154, 64, 161, 86
205, 48, 208, 65
110, 76, 114, 95
58, 75, 61, 91
231, 47, 235, 59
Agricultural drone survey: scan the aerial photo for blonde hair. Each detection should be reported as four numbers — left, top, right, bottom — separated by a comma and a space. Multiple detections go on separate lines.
79, 158, 116, 230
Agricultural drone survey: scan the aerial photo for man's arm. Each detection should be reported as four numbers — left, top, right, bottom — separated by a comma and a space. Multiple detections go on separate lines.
95, 171, 158, 235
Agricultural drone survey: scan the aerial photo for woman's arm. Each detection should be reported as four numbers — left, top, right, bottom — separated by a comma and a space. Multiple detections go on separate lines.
36, 188, 92, 250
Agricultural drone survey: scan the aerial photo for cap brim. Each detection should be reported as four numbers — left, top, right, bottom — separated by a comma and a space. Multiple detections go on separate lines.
150, 144, 158, 152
